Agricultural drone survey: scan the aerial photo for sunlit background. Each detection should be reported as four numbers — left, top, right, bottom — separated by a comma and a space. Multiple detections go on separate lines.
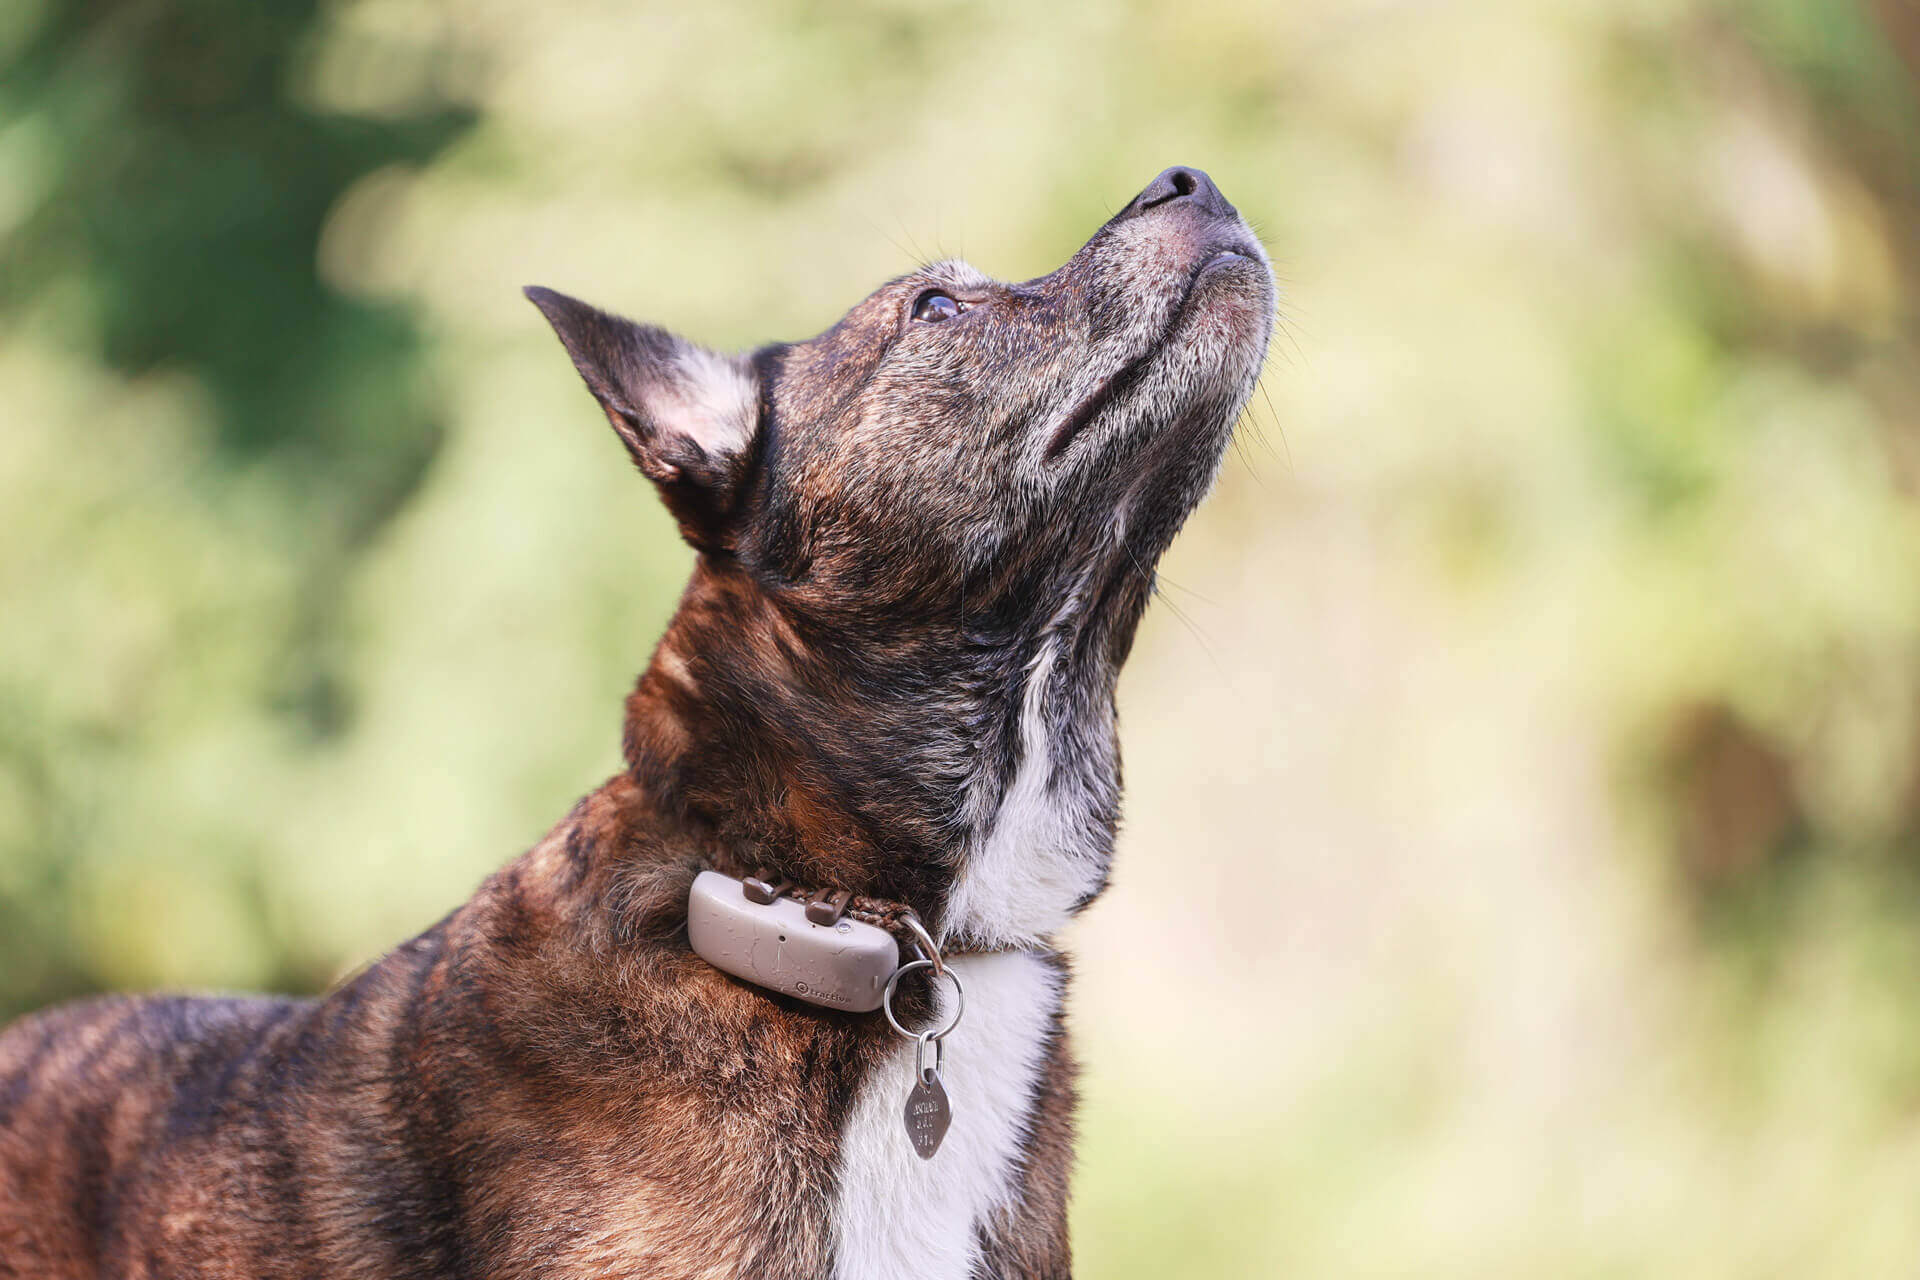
6, 0, 1920, 1273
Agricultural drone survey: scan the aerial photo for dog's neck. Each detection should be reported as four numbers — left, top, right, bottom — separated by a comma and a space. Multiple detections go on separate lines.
622, 556, 1121, 947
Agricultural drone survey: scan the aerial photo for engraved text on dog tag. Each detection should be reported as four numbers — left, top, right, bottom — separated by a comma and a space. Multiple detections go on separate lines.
904, 1068, 951, 1160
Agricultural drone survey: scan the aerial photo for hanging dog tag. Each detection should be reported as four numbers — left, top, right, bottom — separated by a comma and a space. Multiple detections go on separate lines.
883, 944, 966, 1160
904, 1034, 952, 1160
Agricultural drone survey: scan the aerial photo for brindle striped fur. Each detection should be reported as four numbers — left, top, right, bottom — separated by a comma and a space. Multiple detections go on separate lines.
0, 167, 1275, 1278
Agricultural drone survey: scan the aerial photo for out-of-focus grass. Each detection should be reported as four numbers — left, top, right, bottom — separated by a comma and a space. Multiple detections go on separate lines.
6, 0, 1920, 1273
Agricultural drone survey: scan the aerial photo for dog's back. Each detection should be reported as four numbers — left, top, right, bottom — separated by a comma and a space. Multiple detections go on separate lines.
1, 994, 312, 1274
0, 913, 582, 1279
1, 923, 487, 1279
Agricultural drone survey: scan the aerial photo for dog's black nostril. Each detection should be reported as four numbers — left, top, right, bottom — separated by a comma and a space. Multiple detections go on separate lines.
1129, 165, 1231, 218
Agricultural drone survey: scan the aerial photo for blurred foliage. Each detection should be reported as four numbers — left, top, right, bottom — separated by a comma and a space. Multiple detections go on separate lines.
0, 0, 475, 1007
5, 0, 1920, 1274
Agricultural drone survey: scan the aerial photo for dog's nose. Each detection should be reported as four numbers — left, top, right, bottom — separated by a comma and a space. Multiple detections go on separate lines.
1125, 166, 1234, 220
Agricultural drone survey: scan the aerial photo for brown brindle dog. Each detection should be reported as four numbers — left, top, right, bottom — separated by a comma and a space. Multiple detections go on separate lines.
0, 166, 1275, 1280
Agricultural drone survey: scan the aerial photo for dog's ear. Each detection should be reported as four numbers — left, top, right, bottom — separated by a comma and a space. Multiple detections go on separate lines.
525, 286, 761, 552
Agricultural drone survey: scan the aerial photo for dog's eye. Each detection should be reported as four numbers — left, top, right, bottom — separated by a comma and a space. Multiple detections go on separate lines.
912, 291, 962, 323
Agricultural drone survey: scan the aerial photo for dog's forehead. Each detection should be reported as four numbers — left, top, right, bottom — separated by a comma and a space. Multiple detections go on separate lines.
815, 258, 998, 343
768, 258, 1007, 406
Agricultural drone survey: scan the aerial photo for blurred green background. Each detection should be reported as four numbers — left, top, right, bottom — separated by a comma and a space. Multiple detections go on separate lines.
5, 0, 1920, 1273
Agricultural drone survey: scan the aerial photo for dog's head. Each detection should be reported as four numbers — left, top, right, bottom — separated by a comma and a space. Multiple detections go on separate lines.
528, 166, 1274, 652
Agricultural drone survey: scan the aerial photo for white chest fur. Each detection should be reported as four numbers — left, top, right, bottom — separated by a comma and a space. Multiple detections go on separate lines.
829, 951, 1061, 1280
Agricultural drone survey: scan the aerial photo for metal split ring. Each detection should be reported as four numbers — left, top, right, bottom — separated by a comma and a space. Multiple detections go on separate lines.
883, 958, 965, 1044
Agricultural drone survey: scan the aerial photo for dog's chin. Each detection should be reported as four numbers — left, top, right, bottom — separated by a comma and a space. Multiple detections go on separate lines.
1043, 227, 1273, 462
1108, 284, 1273, 464
1046, 241, 1273, 467
1186, 243, 1277, 343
